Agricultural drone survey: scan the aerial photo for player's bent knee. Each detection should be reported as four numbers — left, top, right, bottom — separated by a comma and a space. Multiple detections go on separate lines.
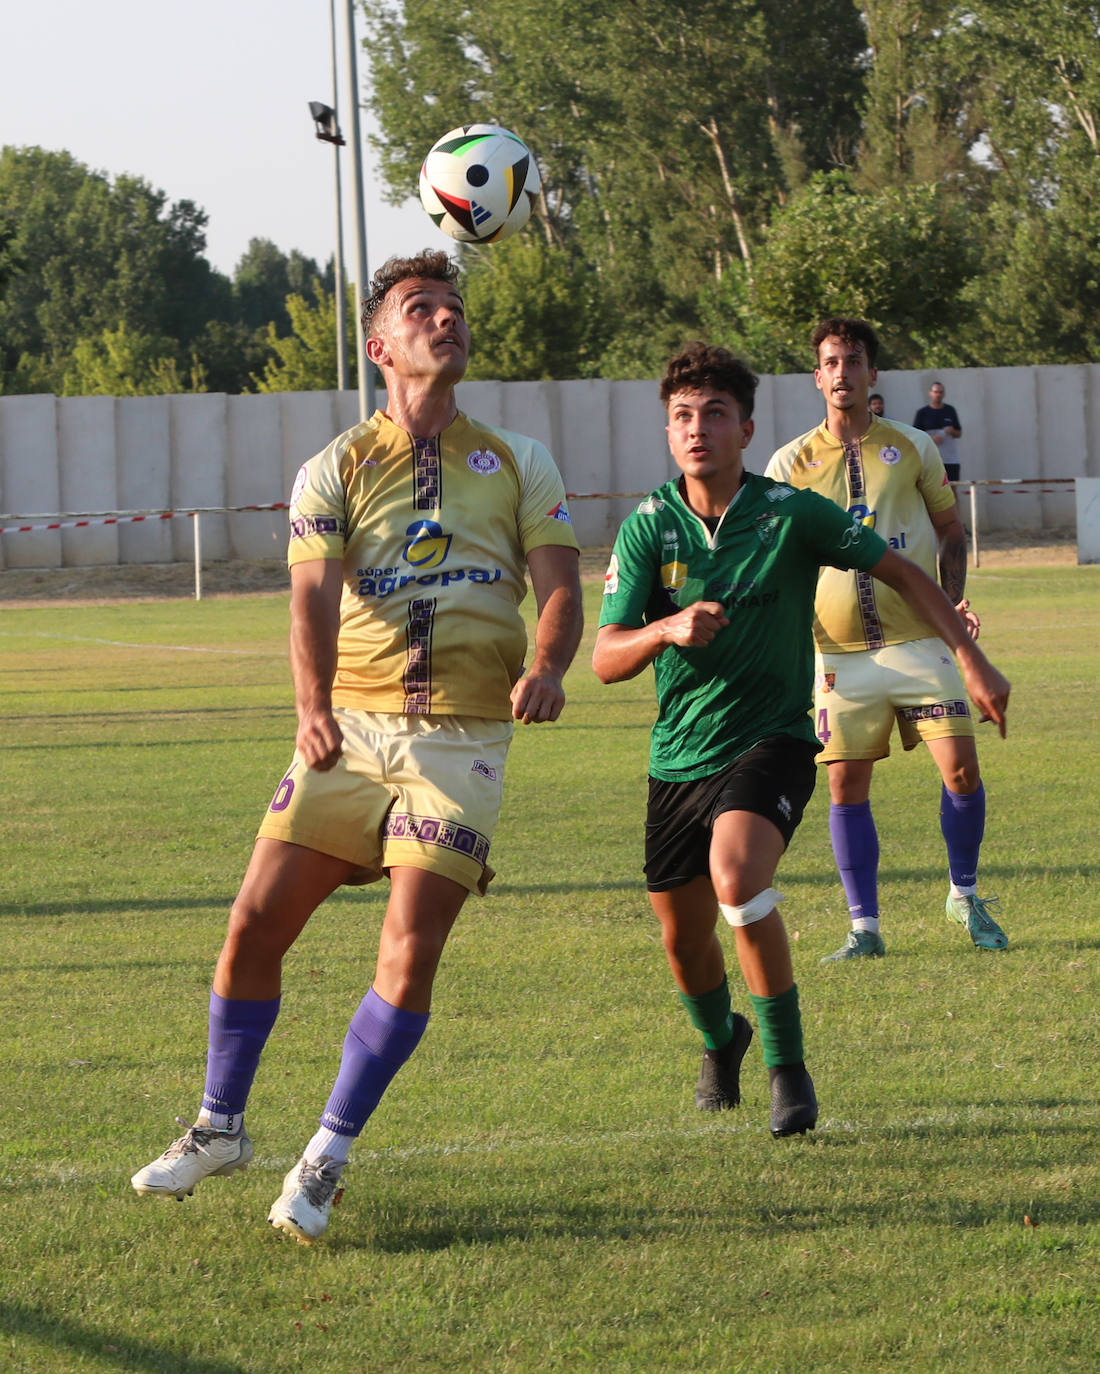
719, 888, 784, 928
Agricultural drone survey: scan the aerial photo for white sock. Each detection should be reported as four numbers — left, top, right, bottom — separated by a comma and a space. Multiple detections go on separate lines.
853, 917, 880, 934
304, 1127, 352, 1167
196, 1109, 239, 1133
950, 884, 976, 900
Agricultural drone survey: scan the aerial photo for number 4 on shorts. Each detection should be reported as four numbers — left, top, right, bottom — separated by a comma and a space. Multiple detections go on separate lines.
816, 708, 831, 745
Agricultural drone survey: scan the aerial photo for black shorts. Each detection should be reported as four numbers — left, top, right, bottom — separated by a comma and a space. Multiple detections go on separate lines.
644, 736, 818, 892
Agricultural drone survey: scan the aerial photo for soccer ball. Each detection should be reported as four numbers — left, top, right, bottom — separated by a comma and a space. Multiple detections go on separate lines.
418, 124, 540, 244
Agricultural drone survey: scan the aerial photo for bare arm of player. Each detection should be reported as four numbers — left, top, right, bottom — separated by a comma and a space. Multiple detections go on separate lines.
870, 549, 1010, 737
289, 557, 345, 770
510, 545, 584, 725
592, 601, 730, 684
929, 504, 980, 639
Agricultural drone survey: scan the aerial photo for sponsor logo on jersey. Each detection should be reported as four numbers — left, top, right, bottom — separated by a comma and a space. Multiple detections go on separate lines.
603, 554, 619, 596
467, 448, 501, 475
290, 464, 308, 505
638, 496, 665, 514
898, 699, 971, 723
289, 514, 343, 540
816, 671, 836, 693
847, 503, 877, 529
548, 501, 572, 524
661, 559, 688, 592
355, 520, 505, 595
879, 446, 902, 465
754, 514, 781, 547
403, 519, 452, 569
838, 518, 868, 549
663, 530, 678, 544
471, 759, 499, 781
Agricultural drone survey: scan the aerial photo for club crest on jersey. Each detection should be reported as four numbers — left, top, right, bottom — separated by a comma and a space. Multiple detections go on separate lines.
817, 671, 836, 693
467, 448, 501, 475
879, 446, 902, 466
548, 501, 573, 524
603, 554, 619, 596
638, 496, 665, 514
290, 464, 308, 506
403, 519, 452, 569
754, 514, 781, 547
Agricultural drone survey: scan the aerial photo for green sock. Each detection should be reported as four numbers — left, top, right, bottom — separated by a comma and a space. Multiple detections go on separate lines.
678, 976, 735, 1051
748, 984, 804, 1068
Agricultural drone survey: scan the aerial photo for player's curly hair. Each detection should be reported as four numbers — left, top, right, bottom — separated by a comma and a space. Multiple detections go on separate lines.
659, 342, 758, 419
361, 250, 461, 337
811, 316, 879, 367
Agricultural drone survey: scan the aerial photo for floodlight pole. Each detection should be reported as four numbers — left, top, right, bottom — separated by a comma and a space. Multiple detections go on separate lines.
327, 0, 349, 393
341, 0, 374, 421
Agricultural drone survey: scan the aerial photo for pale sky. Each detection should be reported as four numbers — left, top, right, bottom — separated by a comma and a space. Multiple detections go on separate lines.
0, 0, 446, 279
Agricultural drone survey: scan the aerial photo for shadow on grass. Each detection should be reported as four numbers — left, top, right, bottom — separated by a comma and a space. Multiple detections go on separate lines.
327, 1183, 1100, 1254
0, 1300, 250, 1374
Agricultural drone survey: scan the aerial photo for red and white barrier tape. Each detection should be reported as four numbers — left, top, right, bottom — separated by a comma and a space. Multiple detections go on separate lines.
0, 503, 292, 537
1, 480, 1076, 538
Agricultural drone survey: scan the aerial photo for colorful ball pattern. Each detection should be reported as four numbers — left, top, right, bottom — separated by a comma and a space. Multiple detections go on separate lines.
418, 124, 540, 244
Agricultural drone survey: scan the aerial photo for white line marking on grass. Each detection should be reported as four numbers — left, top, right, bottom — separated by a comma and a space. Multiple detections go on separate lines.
0, 630, 282, 656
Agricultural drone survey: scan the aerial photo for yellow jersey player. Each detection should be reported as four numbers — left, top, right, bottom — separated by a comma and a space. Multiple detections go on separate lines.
766, 317, 1009, 961
132, 251, 583, 1242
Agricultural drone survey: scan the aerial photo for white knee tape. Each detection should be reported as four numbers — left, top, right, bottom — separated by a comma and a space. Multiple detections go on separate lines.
720, 887, 784, 928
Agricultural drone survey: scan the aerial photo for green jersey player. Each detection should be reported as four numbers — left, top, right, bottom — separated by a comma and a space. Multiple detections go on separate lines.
593, 343, 1010, 1137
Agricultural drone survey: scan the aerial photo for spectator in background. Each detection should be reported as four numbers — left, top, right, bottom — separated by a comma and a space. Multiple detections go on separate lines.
869, 393, 885, 418
913, 382, 962, 483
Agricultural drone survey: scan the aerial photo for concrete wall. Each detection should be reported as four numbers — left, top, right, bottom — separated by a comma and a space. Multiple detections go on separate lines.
2, 364, 1097, 569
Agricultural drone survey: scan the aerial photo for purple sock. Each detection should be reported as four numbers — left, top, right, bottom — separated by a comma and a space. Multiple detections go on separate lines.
829, 802, 880, 921
940, 783, 985, 889
319, 988, 429, 1138
202, 991, 281, 1118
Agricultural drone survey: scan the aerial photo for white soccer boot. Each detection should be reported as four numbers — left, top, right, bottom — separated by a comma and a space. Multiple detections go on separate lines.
268, 1155, 345, 1244
131, 1118, 254, 1199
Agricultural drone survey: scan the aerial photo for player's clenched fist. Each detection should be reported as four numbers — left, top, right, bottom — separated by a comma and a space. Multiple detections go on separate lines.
658, 600, 730, 649
296, 709, 344, 770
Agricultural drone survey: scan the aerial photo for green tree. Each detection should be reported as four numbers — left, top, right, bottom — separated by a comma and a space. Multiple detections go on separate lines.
461, 237, 609, 380
253, 283, 357, 393
233, 237, 328, 333
0, 146, 232, 393
61, 322, 202, 396
366, 0, 866, 377
700, 171, 977, 372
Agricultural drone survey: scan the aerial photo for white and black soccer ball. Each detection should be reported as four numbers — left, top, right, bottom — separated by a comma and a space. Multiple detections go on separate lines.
418, 124, 540, 244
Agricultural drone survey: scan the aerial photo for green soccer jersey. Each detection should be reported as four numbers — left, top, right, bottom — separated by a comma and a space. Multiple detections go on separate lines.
598, 473, 888, 781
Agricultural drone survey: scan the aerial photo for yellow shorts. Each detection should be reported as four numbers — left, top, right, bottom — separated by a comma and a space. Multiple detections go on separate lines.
256, 709, 512, 894
813, 638, 975, 763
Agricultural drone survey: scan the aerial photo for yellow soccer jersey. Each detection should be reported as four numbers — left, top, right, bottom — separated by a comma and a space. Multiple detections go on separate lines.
287, 410, 578, 718
765, 417, 956, 652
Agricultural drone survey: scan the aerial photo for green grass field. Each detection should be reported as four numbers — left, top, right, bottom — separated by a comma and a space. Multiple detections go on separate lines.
1, 564, 1098, 1373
